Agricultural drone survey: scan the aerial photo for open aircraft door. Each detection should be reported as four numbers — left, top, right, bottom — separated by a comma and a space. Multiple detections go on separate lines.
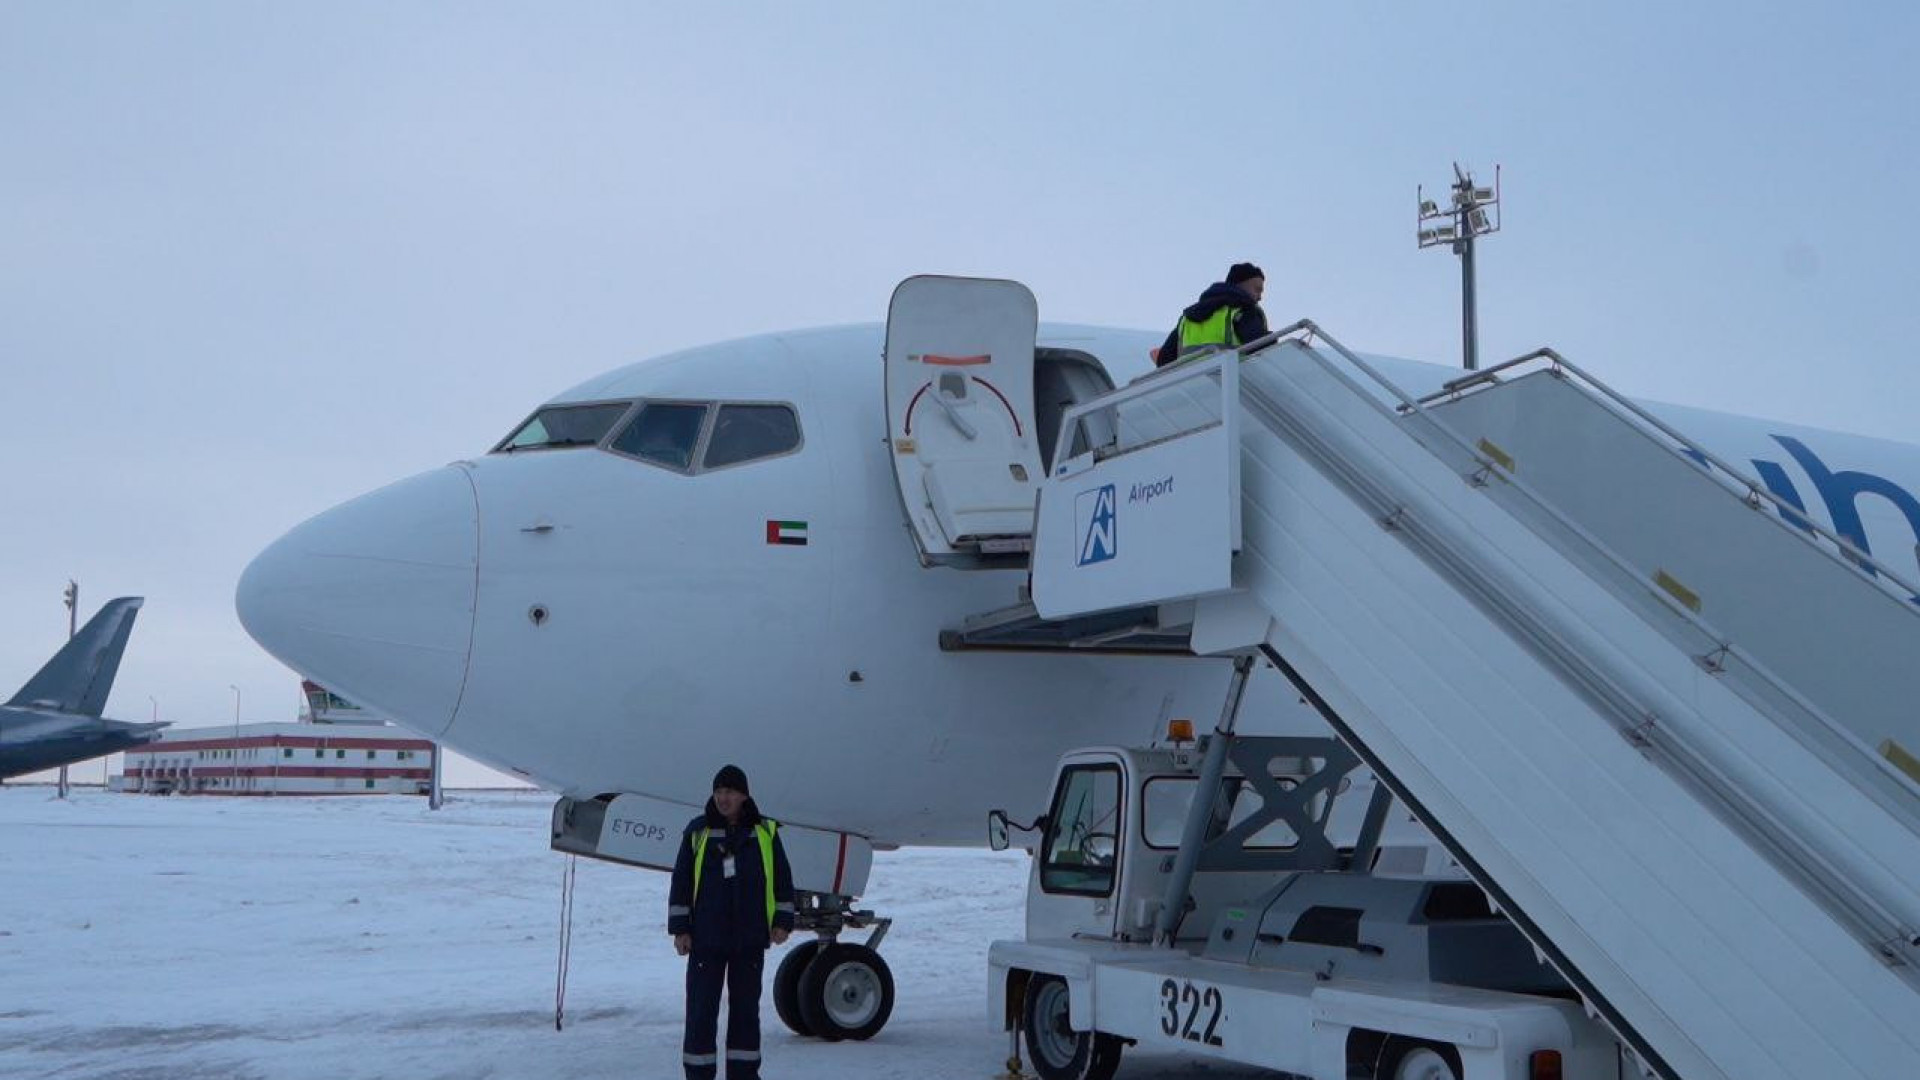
885, 275, 1043, 568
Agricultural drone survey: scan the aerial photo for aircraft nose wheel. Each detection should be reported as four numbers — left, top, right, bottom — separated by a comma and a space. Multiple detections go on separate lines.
772, 940, 823, 1037
794, 941, 895, 1041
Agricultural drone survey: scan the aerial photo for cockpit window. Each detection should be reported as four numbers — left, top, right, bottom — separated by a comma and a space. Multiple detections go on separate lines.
608, 402, 711, 472
703, 405, 802, 470
496, 402, 632, 453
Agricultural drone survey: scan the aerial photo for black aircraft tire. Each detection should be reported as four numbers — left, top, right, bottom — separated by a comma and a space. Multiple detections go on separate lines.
773, 939, 821, 1037
796, 942, 895, 1042
1021, 974, 1123, 1080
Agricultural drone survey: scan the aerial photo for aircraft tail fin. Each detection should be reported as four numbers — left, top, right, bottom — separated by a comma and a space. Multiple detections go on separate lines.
7, 597, 144, 717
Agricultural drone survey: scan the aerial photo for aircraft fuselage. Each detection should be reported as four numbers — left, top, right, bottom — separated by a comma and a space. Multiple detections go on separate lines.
235, 323, 1920, 846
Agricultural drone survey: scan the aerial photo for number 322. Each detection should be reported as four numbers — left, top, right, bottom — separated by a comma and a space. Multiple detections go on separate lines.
1158, 978, 1224, 1047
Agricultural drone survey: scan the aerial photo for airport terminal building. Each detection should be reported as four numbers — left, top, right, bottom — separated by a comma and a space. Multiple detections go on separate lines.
113, 723, 435, 795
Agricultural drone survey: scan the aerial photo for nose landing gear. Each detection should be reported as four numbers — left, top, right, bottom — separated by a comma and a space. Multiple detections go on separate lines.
771, 890, 896, 1041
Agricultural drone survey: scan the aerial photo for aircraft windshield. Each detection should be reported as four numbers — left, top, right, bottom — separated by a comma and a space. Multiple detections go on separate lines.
608, 402, 710, 472
703, 405, 800, 469
496, 402, 633, 453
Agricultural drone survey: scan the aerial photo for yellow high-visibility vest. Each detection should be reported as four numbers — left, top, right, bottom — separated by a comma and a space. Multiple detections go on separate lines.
690, 820, 779, 928
1176, 306, 1240, 357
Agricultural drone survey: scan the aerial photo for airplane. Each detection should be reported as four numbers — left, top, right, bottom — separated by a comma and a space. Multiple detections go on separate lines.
235, 275, 1920, 1040
1, 596, 165, 780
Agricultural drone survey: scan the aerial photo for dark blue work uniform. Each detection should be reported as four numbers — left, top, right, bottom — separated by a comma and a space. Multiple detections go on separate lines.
668, 800, 796, 1080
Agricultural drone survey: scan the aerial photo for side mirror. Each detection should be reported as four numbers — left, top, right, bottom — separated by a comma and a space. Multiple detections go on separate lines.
987, 810, 1011, 851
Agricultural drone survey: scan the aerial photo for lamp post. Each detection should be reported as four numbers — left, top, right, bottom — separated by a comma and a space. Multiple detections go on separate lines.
229, 684, 241, 794
1417, 163, 1502, 371
58, 580, 77, 799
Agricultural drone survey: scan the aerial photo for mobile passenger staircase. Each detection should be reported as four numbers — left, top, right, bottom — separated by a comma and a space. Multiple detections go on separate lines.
1016, 326, 1920, 1080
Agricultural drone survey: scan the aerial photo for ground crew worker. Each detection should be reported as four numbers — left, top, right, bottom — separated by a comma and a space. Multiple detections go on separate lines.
1157, 262, 1272, 366
669, 764, 796, 1080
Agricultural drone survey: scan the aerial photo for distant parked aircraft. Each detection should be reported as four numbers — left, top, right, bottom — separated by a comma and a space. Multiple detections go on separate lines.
0, 597, 164, 780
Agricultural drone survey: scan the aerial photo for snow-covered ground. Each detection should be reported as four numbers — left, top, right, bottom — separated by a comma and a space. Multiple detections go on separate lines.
0, 787, 1262, 1079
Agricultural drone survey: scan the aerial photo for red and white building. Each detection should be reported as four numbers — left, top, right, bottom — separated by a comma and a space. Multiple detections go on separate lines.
113, 723, 436, 795
112, 681, 439, 796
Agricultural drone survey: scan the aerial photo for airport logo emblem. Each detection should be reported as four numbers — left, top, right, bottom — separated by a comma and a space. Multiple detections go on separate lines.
1076, 484, 1117, 566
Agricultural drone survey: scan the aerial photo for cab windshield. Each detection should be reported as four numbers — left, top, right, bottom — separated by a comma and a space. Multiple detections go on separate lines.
495, 402, 633, 452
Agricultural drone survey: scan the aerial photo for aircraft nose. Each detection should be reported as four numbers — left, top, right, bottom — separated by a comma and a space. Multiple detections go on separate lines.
236, 466, 478, 736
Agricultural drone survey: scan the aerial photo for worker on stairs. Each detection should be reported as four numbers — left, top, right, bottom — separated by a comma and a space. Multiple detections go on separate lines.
1157, 262, 1271, 366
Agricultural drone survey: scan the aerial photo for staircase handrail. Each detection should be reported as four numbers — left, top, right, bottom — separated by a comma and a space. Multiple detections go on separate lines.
1414, 348, 1920, 608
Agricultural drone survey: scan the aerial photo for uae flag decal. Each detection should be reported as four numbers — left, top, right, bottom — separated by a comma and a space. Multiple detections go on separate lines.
766, 520, 808, 546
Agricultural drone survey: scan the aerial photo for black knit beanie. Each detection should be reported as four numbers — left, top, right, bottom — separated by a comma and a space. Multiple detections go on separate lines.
712, 764, 750, 796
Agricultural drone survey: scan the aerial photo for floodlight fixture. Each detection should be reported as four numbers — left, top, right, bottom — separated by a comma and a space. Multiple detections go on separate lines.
1416, 161, 1503, 371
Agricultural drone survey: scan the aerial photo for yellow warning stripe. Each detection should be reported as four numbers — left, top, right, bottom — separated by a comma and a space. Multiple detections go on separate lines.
1655, 569, 1702, 613
1477, 437, 1516, 474
1882, 739, 1920, 787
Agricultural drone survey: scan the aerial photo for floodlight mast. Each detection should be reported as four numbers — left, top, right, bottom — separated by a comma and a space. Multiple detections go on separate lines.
1417, 163, 1501, 370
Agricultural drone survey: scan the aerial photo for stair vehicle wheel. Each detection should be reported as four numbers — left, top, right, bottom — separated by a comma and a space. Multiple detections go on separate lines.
1382, 1039, 1461, 1080
796, 941, 894, 1041
772, 939, 822, 1037
1020, 974, 1123, 1080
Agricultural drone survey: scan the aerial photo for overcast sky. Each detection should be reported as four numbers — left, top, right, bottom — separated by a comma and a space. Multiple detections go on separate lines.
3, 3, 1915, 785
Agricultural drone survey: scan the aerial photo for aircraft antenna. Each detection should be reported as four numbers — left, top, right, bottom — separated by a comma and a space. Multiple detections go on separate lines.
1417, 163, 1502, 371
1147, 692, 1174, 746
